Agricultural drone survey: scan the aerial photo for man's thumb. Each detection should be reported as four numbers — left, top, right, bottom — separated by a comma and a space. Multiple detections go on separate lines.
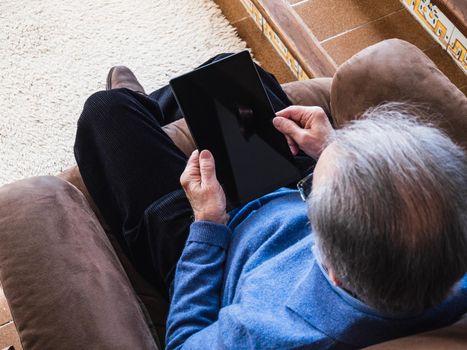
199, 150, 216, 183
273, 117, 302, 138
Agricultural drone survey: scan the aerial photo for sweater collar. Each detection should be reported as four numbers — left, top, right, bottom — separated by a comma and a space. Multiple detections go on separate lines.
285, 246, 467, 348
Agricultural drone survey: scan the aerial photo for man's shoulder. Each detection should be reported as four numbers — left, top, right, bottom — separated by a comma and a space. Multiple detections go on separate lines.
226, 188, 312, 271
216, 303, 336, 349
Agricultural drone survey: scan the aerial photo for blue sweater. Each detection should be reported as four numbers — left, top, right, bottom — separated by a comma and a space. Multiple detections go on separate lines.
166, 188, 467, 349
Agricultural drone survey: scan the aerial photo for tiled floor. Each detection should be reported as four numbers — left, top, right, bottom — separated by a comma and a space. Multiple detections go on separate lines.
214, 0, 297, 83
217, 0, 466, 91
294, 0, 404, 42
0, 287, 21, 350
320, 9, 436, 64
291, 0, 466, 90
235, 17, 297, 83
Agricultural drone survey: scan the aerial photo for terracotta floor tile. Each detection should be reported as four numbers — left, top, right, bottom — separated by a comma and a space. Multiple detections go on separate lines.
0, 323, 21, 350
424, 45, 467, 89
0, 289, 12, 327
214, 0, 249, 24
460, 85, 467, 97
234, 18, 296, 83
322, 9, 436, 65
294, 0, 403, 41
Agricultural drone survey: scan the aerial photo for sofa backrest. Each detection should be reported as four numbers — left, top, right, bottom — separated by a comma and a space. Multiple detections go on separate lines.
365, 314, 467, 349
330, 39, 467, 150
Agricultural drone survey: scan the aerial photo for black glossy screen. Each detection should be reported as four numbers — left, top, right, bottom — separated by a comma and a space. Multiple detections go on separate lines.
170, 51, 300, 207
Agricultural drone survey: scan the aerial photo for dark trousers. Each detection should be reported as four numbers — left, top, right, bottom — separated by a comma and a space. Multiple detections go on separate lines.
74, 54, 313, 299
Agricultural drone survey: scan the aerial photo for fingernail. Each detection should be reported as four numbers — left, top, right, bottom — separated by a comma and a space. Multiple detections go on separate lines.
200, 150, 211, 159
272, 117, 280, 126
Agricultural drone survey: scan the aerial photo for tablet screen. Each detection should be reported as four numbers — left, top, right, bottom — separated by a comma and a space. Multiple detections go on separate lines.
170, 51, 300, 207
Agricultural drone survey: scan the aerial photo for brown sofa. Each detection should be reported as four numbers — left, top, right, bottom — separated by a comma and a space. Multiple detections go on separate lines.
0, 39, 466, 349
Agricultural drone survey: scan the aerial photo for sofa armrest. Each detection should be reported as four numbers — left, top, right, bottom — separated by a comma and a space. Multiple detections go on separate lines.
0, 177, 159, 350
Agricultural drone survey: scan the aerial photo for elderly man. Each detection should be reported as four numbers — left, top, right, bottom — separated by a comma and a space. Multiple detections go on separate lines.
165, 105, 467, 349
70, 57, 467, 349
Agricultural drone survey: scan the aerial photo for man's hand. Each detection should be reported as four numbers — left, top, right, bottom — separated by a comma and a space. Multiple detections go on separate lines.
180, 149, 228, 225
273, 106, 334, 159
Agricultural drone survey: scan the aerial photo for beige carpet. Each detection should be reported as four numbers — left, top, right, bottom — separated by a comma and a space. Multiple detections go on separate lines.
0, 0, 246, 185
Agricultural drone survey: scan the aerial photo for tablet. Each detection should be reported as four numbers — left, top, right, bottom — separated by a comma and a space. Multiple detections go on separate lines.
170, 51, 300, 207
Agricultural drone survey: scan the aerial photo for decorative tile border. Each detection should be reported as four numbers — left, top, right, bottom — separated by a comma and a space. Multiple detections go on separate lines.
239, 0, 310, 80
402, 0, 466, 74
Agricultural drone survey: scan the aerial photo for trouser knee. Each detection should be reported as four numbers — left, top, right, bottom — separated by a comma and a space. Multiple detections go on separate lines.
78, 89, 134, 131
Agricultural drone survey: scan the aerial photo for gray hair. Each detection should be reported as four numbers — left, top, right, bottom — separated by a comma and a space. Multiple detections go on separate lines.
309, 103, 467, 314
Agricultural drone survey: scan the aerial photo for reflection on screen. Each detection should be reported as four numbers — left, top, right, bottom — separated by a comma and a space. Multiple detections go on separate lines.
215, 100, 299, 201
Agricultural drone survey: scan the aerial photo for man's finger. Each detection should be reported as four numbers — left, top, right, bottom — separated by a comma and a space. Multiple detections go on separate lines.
199, 150, 217, 185
276, 106, 308, 123
186, 149, 200, 174
277, 105, 325, 127
273, 117, 304, 142
180, 150, 200, 186
285, 135, 299, 156
276, 105, 302, 116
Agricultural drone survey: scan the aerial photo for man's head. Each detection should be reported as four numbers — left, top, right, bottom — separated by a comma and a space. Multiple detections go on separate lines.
309, 103, 467, 315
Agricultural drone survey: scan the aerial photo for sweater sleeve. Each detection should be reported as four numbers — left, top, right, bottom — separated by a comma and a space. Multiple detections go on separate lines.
165, 221, 232, 350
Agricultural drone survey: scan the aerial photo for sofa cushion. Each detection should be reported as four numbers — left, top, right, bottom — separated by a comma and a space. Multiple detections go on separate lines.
161, 118, 196, 157
281, 78, 333, 120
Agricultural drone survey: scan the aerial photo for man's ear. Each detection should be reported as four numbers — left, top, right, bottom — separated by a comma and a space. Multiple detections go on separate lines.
328, 268, 341, 287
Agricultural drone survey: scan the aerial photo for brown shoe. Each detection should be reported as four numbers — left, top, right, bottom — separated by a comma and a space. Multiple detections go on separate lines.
106, 66, 147, 95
